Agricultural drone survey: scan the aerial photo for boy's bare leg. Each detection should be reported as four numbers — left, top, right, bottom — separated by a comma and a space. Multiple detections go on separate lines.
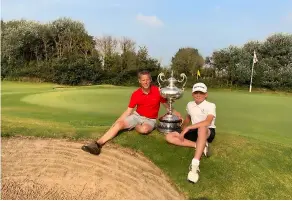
187, 127, 210, 183
165, 132, 196, 148
194, 127, 210, 159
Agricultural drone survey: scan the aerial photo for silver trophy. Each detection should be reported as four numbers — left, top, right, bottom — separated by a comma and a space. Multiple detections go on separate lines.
157, 71, 187, 133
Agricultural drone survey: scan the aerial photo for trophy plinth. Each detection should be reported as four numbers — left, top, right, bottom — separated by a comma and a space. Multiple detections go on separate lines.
157, 71, 187, 134
158, 114, 182, 133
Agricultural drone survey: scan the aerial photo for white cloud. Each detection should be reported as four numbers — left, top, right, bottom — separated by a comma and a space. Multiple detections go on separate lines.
136, 13, 164, 27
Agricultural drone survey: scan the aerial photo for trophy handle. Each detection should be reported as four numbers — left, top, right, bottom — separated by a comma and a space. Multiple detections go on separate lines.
177, 73, 187, 91
157, 73, 166, 89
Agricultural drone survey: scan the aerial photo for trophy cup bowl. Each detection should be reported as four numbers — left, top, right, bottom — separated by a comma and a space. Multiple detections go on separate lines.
157, 71, 187, 133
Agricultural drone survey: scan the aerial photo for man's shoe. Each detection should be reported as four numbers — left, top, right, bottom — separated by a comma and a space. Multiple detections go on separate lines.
203, 143, 211, 157
187, 163, 200, 183
81, 141, 102, 155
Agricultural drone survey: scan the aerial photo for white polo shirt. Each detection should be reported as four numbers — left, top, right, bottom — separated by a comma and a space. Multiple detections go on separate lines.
186, 100, 216, 128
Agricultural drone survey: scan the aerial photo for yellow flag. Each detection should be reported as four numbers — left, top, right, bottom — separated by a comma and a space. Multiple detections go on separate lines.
197, 70, 201, 77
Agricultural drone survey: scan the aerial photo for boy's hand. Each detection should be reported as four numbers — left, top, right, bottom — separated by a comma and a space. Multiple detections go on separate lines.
178, 133, 185, 141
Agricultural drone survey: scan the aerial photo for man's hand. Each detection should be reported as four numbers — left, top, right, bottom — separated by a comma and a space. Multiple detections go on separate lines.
173, 110, 183, 121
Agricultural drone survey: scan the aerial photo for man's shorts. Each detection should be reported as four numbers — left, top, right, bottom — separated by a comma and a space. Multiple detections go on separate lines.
184, 128, 216, 143
124, 112, 156, 130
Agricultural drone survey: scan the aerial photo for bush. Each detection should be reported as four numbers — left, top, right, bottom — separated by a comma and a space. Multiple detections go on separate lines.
51, 56, 103, 85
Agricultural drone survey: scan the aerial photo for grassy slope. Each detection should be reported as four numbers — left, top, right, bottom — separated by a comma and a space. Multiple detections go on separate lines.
1, 81, 292, 199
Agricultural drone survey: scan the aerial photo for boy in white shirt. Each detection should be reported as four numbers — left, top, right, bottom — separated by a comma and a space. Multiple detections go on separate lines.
165, 82, 216, 183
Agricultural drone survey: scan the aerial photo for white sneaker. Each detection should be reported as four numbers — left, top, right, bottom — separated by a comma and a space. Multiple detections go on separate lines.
203, 143, 211, 157
187, 163, 200, 183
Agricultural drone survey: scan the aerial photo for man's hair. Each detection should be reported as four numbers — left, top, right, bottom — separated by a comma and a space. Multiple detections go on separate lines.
137, 70, 151, 79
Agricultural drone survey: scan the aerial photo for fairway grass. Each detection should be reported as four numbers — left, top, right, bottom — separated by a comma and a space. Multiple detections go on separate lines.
1, 81, 292, 199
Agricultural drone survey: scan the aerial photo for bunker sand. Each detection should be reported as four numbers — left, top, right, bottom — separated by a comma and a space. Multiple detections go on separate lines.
1, 137, 185, 200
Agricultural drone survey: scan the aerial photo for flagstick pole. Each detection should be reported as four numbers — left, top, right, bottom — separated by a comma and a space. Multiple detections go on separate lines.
249, 62, 255, 92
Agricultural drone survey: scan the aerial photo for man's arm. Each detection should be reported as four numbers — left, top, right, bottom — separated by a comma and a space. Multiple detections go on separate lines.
115, 91, 136, 124
162, 102, 182, 119
114, 107, 135, 124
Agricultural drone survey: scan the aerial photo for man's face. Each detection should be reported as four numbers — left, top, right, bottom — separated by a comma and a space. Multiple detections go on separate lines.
139, 74, 151, 89
192, 91, 207, 104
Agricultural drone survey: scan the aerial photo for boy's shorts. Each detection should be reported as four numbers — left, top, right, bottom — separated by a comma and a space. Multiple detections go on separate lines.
124, 112, 156, 130
184, 128, 216, 143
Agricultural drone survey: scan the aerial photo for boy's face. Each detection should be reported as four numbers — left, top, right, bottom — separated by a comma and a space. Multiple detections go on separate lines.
139, 74, 151, 89
192, 91, 208, 104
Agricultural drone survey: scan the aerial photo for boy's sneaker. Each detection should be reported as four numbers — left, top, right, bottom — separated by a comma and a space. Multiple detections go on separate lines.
203, 143, 211, 157
81, 141, 102, 155
187, 163, 200, 183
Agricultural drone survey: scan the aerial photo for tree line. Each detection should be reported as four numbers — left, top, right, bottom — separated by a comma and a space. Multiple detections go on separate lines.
1, 17, 162, 86
1, 17, 291, 91
204, 33, 292, 91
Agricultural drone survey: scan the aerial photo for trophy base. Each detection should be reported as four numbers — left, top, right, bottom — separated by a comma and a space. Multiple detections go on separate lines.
157, 124, 182, 133
157, 114, 182, 134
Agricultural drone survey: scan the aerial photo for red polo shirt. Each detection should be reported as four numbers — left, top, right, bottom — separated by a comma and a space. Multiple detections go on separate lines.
128, 85, 167, 119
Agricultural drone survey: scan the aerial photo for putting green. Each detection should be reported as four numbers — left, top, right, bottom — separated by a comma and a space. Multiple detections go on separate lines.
21, 88, 132, 115
16, 84, 292, 146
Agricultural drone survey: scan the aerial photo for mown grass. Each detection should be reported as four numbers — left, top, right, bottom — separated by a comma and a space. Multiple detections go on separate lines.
1, 81, 292, 199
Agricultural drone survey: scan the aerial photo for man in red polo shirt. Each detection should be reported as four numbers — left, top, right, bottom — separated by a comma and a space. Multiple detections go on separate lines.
81, 70, 182, 155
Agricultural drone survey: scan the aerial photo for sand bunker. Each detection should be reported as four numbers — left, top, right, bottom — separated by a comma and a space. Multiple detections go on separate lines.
1, 137, 185, 200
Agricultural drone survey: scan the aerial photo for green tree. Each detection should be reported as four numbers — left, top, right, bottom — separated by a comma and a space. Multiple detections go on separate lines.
136, 45, 149, 70
94, 35, 118, 71
119, 37, 136, 72
171, 47, 204, 76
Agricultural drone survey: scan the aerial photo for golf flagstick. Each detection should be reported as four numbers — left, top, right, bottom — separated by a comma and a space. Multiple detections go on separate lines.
249, 50, 258, 92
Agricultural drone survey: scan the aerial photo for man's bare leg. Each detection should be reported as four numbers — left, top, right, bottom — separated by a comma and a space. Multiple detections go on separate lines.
97, 120, 129, 145
81, 120, 130, 155
135, 123, 153, 135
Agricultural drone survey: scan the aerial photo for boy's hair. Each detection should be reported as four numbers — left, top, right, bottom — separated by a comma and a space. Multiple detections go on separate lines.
137, 70, 152, 80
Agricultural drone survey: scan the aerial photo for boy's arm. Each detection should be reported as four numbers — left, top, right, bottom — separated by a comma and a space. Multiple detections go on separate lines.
181, 103, 216, 134
181, 114, 215, 136
181, 114, 191, 130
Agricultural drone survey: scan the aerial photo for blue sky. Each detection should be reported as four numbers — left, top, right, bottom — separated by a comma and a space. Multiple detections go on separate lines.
1, 0, 292, 65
